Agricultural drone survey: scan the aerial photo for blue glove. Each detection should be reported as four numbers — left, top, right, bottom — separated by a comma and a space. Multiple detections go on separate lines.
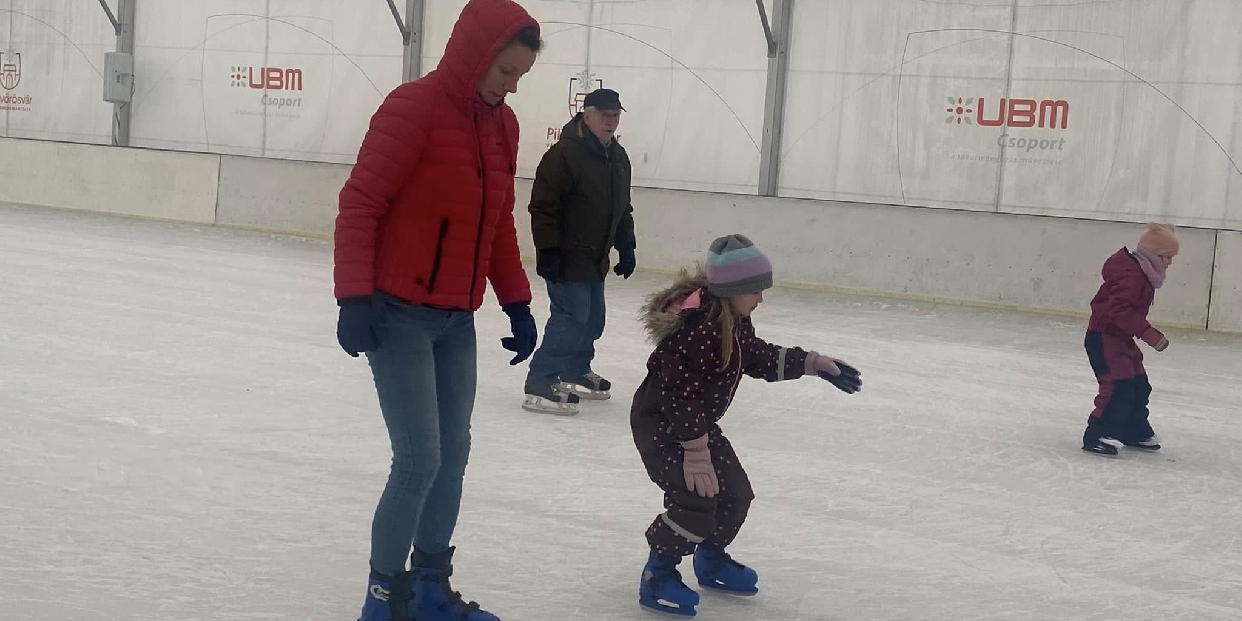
501, 302, 538, 365
817, 362, 862, 394
614, 247, 636, 279
337, 296, 383, 357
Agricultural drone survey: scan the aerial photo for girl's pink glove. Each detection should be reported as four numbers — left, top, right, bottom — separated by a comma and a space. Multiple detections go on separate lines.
680, 434, 718, 498
805, 351, 841, 376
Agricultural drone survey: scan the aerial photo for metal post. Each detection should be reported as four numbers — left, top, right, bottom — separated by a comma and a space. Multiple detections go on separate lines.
114, 0, 135, 146
757, 0, 793, 197
402, 0, 424, 82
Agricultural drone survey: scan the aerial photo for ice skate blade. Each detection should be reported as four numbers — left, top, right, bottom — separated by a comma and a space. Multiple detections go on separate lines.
698, 582, 759, 597
521, 396, 580, 416
639, 599, 697, 617
1081, 446, 1119, 457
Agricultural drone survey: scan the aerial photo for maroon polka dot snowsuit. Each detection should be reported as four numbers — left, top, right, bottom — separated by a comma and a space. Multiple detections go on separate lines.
631, 289, 810, 557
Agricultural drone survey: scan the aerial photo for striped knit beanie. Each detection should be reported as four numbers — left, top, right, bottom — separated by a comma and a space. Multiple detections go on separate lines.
705, 234, 774, 298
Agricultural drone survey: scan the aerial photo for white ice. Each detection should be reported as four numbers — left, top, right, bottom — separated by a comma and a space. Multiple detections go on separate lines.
3, 205, 1242, 621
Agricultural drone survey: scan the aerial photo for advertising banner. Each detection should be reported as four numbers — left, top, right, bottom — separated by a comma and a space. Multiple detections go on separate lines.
129, 0, 403, 164
0, 1, 114, 145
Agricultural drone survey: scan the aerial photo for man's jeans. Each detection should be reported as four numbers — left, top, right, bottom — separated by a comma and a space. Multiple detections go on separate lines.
524, 279, 606, 391
365, 293, 477, 576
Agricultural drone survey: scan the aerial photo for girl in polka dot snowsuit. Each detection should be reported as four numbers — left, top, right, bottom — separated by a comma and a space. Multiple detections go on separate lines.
629, 235, 862, 616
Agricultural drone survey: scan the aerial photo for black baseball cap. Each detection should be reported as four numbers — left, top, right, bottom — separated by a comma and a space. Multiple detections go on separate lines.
583, 88, 625, 111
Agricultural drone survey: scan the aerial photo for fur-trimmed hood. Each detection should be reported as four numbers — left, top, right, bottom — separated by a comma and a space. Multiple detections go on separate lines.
640, 264, 715, 344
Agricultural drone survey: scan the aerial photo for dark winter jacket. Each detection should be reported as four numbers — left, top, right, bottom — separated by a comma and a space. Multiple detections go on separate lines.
334, 0, 535, 309
1087, 248, 1156, 338
630, 267, 811, 452
528, 113, 636, 282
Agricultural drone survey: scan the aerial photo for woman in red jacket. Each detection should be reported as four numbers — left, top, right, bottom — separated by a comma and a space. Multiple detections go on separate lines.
333, 1, 541, 619
1081, 223, 1180, 456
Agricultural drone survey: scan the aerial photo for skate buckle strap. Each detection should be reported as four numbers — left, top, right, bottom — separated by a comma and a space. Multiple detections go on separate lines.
419, 571, 482, 618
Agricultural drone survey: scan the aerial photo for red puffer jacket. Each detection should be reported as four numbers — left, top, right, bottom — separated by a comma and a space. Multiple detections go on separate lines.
333, 0, 536, 310
1087, 248, 1156, 338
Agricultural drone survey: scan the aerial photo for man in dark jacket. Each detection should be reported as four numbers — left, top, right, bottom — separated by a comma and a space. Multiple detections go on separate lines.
522, 88, 636, 414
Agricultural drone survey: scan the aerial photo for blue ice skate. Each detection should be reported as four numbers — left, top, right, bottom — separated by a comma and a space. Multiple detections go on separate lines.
640, 550, 700, 617
693, 545, 759, 596
358, 569, 412, 621
409, 547, 500, 621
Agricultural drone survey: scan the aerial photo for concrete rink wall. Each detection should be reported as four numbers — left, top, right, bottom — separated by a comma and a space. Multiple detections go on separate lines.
1, 137, 1236, 332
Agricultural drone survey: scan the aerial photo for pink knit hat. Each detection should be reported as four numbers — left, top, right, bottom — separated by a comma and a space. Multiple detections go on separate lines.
1138, 223, 1179, 257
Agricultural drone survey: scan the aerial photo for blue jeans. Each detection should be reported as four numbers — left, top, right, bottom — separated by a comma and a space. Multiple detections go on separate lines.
525, 279, 606, 390
365, 294, 477, 576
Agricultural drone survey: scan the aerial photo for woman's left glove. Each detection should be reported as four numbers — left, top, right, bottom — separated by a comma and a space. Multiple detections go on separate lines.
501, 302, 538, 365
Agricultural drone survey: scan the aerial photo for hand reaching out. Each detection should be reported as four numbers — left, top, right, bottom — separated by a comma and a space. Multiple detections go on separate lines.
806, 351, 863, 394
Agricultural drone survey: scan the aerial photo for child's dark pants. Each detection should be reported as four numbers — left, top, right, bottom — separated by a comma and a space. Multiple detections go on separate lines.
1083, 331, 1156, 446
641, 431, 754, 557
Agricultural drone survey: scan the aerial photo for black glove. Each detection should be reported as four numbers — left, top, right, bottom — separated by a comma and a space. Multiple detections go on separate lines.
337, 296, 383, 357
501, 301, 538, 365
536, 248, 562, 282
614, 247, 636, 279
817, 362, 862, 394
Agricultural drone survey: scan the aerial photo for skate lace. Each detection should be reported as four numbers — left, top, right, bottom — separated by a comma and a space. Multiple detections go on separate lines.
584, 372, 602, 382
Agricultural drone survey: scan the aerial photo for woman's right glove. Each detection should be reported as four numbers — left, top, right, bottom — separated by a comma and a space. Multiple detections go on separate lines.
337, 296, 383, 357
806, 351, 863, 394
680, 434, 718, 498
1141, 327, 1169, 352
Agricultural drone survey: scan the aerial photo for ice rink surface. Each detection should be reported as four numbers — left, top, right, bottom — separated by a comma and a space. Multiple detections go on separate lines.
3, 204, 1242, 621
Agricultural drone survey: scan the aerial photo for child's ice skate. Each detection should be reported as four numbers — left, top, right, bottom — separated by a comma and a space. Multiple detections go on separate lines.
556, 371, 612, 400
1124, 434, 1161, 451
1082, 437, 1121, 456
693, 545, 758, 596
639, 550, 699, 617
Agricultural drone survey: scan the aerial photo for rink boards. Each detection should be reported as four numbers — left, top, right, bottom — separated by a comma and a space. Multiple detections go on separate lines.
0, 136, 1237, 333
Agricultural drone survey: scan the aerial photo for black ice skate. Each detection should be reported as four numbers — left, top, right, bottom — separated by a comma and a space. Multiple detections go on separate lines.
556, 371, 612, 400
522, 384, 581, 415
1123, 434, 1161, 451
1082, 438, 1120, 456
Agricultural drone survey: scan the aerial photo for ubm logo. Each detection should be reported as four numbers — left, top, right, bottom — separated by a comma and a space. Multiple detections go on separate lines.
946, 96, 1069, 129
231, 66, 303, 91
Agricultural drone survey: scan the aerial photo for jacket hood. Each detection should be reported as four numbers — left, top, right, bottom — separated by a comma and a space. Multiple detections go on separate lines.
1103, 247, 1142, 279
561, 113, 582, 137
640, 265, 713, 344
436, 0, 539, 103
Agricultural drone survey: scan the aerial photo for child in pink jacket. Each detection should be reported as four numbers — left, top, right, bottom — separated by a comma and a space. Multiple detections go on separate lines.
1081, 223, 1179, 456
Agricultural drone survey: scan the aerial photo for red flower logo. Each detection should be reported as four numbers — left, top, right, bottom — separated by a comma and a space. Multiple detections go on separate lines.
946, 96, 974, 125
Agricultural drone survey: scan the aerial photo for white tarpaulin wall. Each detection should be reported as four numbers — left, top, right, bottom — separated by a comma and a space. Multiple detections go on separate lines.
128, 0, 403, 163
780, 0, 1242, 230
0, 1, 113, 145
1, 1, 1238, 230
422, 0, 768, 194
